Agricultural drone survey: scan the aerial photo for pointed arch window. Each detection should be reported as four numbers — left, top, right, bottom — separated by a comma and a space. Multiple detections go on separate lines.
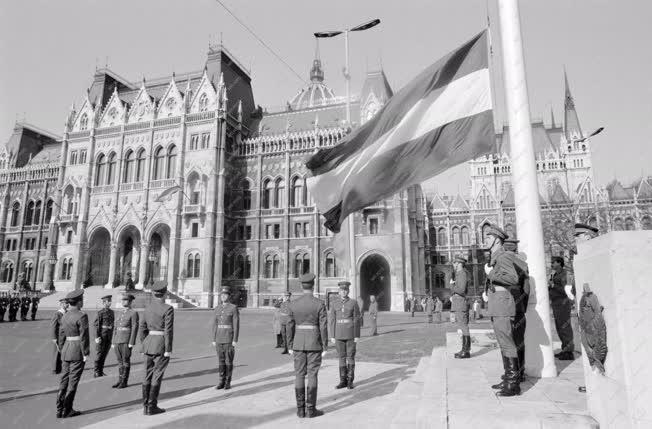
272, 255, 281, 278
452, 227, 460, 246
135, 149, 146, 182
123, 150, 135, 183
60, 258, 73, 280
107, 153, 117, 185
274, 178, 285, 208
152, 147, 165, 180
461, 226, 470, 245
613, 218, 624, 231
80, 113, 88, 131
2, 262, 14, 283
198, 93, 209, 112
642, 216, 652, 230
242, 180, 252, 210
244, 255, 251, 279
23, 260, 34, 282
291, 177, 304, 207
38, 261, 46, 282
45, 200, 54, 223
186, 252, 201, 278
263, 179, 273, 209
625, 217, 636, 231
325, 252, 336, 277
95, 154, 106, 185
11, 202, 21, 227
34, 201, 42, 225
166, 145, 177, 179
437, 227, 447, 246
25, 201, 35, 226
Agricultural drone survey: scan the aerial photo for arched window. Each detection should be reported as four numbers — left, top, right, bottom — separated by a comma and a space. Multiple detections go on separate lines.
95, 154, 106, 185
38, 261, 46, 282
64, 186, 74, 214
613, 218, 624, 231
10, 202, 20, 227
461, 226, 470, 245
198, 93, 209, 112
106, 153, 117, 185
274, 178, 285, 208
123, 150, 135, 183
272, 255, 280, 278
235, 255, 244, 279
2, 262, 14, 283
244, 256, 251, 279
452, 227, 460, 246
437, 227, 447, 246
642, 216, 652, 230
60, 258, 73, 280
45, 200, 53, 223
481, 223, 491, 243
34, 201, 42, 225
263, 179, 273, 209
264, 255, 273, 278
24, 201, 35, 226
166, 145, 177, 178
152, 147, 165, 180
291, 177, 304, 207
242, 180, 251, 210
23, 261, 33, 282
625, 217, 636, 231
325, 252, 336, 277
135, 149, 146, 182
185, 252, 200, 278
80, 113, 88, 131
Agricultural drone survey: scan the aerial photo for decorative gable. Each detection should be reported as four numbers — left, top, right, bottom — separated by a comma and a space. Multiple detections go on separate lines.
128, 83, 156, 123
189, 70, 217, 113
73, 96, 95, 132
429, 193, 448, 212
157, 78, 184, 118
637, 178, 652, 200
98, 87, 126, 128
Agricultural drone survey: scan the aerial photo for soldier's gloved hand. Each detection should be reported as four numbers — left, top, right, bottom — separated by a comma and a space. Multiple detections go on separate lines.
321, 351, 327, 358
111, 344, 115, 349
212, 341, 216, 347
564, 285, 575, 301
128, 344, 133, 348
484, 264, 493, 275
163, 351, 171, 357
95, 338, 101, 344
330, 338, 335, 344
482, 292, 489, 303
288, 350, 294, 355
450, 279, 455, 285
82, 355, 87, 362
232, 341, 237, 347
354, 338, 359, 343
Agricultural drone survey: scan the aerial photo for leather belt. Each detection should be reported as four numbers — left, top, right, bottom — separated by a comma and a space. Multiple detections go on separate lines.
149, 330, 164, 336
280, 313, 289, 316
101, 325, 113, 329
66, 336, 80, 341
297, 325, 318, 330
336, 319, 352, 324
493, 286, 508, 292
217, 324, 232, 329
117, 327, 131, 331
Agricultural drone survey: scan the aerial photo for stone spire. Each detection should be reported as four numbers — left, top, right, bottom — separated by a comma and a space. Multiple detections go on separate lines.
564, 69, 583, 143
310, 39, 324, 83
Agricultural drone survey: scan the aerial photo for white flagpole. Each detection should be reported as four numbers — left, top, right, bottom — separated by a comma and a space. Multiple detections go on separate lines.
497, 0, 556, 378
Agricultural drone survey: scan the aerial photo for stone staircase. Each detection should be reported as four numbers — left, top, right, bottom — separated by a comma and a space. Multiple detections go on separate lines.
164, 290, 199, 309
38, 285, 129, 309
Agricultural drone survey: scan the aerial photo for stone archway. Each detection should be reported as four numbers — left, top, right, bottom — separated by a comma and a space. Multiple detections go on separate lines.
360, 254, 391, 311
87, 227, 111, 286
117, 225, 141, 285
145, 224, 171, 286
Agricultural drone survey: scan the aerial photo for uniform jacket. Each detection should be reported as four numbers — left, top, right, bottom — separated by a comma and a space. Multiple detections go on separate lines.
368, 302, 378, 318
486, 248, 520, 317
112, 308, 139, 345
272, 308, 282, 335
10, 297, 21, 310
279, 300, 292, 325
211, 302, 240, 344
287, 293, 328, 351
50, 309, 65, 344
328, 297, 361, 340
21, 297, 31, 310
451, 269, 470, 312
425, 298, 435, 314
139, 299, 174, 355
94, 308, 115, 338
550, 269, 574, 302
31, 296, 40, 308
509, 251, 530, 312
0, 296, 8, 309
58, 308, 90, 361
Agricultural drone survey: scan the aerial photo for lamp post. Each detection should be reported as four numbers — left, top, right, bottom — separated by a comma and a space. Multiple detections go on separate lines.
48, 252, 57, 292
148, 251, 158, 288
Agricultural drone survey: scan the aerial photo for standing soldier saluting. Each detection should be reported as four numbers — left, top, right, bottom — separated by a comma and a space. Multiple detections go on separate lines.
55, 289, 89, 418
451, 255, 471, 359
140, 283, 174, 416
31, 291, 40, 321
211, 287, 240, 390
279, 291, 292, 354
51, 297, 69, 374
93, 295, 114, 377
287, 273, 328, 418
111, 293, 139, 389
329, 281, 361, 390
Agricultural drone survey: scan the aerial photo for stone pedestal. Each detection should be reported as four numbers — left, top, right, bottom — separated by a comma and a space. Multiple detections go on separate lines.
574, 231, 652, 429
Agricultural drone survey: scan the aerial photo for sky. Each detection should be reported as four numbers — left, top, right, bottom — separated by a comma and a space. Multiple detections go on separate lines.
1, 0, 651, 195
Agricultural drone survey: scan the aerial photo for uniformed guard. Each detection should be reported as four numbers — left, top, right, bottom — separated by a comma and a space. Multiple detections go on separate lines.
56, 289, 90, 418
31, 291, 40, 321
9, 291, 20, 322
51, 297, 69, 374
483, 224, 521, 397
287, 272, 328, 418
368, 295, 378, 336
93, 294, 114, 377
504, 238, 530, 382
211, 287, 240, 390
273, 302, 283, 348
139, 282, 174, 416
111, 293, 139, 388
279, 291, 292, 354
0, 291, 8, 322
451, 255, 471, 359
549, 255, 575, 361
20, 291, 31, 321
329, 281, 361, 390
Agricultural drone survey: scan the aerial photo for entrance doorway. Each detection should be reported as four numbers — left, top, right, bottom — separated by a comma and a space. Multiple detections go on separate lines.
360, 254, 391, 311
87, 227, 111, 286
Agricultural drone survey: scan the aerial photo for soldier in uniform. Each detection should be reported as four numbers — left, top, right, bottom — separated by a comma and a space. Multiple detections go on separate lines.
9, 291, 21, 322
273, 302, 283, 348
286, 273, 328, 418
425, 295, 435, 323
368, 295, 378, 336
482, 224, 522, 397
329, 281, 361, 390
0, 291, 8, 322
574, 223, 599, 242
139, 282, 174, 416
56, 289, 89, 418
211, 287, 240, 390
504, 238, 530, 381
93, 295, 114, 377
279, 291, 292, 354
20, 291, 31, 321
51, 297, 69, 374
111, 293, 139, 388
549, 256, 576, 360
451, 256, 471, 359
30, 291, 40, 320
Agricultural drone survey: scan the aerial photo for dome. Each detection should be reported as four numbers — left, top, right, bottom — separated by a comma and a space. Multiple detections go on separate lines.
288, 58, 337, 110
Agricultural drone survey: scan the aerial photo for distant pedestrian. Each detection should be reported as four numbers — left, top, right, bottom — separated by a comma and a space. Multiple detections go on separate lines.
125, 272, 135, 291
451, 255, 471, 359
434, 297, 443, 323
279, 291, 292, 354
8, 291, 20, 322
273, 302, 283, 348
20, 291, 31, 321
0, 291, 8, 322
409, 297, 415, 317
368, 295, 378, 336
425, 296, 435, 323
212, 287, 240, 390
356, 296, 365, 328
30, 292, 40, 320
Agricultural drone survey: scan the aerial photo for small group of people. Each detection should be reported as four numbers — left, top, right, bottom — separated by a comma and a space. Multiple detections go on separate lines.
0, 290, 39, 322
423, 295, 444, 323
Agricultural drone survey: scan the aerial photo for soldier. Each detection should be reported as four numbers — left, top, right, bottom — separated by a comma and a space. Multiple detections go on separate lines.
482, 224, 521, 397
451, 256, 471, 359
368, 295, 378, 336
20, 291, 31, 321
356, 295, 365, 328
574, 223, 599, 242
329, 281, 361, 390
425, 295, 435, 323
139, 282, 174, 416
504, 238, 530, 382
0, 291, 8, 322
279, 291, 292, 354
9, 291, 20, 322
51, 297, 69, 374
31, 291, 40, 321
211, 287, 240, 390
273, 302, 283, 348
111, 293, 139, 389
409, 297, 415, 317
56, 289, 90, 418
549, 256, 575, 361
286, 273, 328, 418
434, 296, 443, 323
93, 295, 114, 377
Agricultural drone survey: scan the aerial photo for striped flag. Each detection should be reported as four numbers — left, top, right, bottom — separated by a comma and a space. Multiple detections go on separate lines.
154, 185, 180, 202
306, 30, 494, 233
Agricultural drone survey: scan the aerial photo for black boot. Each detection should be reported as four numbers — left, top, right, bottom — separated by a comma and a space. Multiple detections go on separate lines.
118, 367, 129, 388
112, 368, 123, 388
335, 366, 348, 389
453, 336, 466, 358
455, 336, 471, 359
347, 364, 355, 389
56, 389, 66, 418
517, 349, 526, 382
295, 387, 306, 418
496, 357, 521, 397
147, 384, 166, 415
224, 365, 233, 390
142, 384, 150, 415
306, 386, 324, 418
215, 365, 226, 389
63, 389, 81, 417
491, 355, 509, 389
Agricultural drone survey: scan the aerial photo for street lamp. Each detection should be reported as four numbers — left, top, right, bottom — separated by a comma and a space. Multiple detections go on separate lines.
48, 253, 57, 292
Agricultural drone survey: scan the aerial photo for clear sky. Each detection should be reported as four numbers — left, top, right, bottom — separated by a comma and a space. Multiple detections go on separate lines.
1, 0, 650, 195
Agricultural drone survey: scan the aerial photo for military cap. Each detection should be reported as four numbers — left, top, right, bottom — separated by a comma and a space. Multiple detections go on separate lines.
485, 224, 509, 240
453, 255, 467, 264
551, 256, 565, 265
503, 239, 519, 252
338, 281, 351, 290
574, 223, 599, 237
65, 289, 84, 302
299, 273, 315, 284
121, 293, 135, 301
101, 294, 112, 301
220, 287, 231, 294
150, 283, 168, 293
58, 297, 68, 303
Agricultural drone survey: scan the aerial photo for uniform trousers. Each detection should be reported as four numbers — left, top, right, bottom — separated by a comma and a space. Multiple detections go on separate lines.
9, 307, 17, 322
455, 310, 470, 335
335, 339, 356, 367
369, 316, 378, 335
114, 343, 133, 372
52, 343, 62, 373
216, 343, 235, 367
293, 351, 322, 389
280, 323, 292, 350
551, 298, 574, 353
434, 312, 441, 323
94, 333, 112, 370
0, 307, 6, 321
59, 360, 85, 396
144, 353, 170, 386
20, 306, 29, 320
31, 305, 38, 320
491, 316, 517, 358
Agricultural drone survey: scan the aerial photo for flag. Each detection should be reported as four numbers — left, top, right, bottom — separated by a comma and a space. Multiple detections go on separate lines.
155, 185, 180, 203
306, 30, 494, 233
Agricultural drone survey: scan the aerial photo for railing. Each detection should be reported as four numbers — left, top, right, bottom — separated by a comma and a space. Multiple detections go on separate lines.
260, 208, 285, 216
150, 179, 177, 189
7, 226, 21, 233
92, 185, 116, 194
68, 130, 90, 139
238, 127, 350, 156
184, 204, 205, 214
154, 117, 181, 127
186, 111, 215, 122
125, 121, 151, 132
289, 206, 316, 214
120, 182, 144, 191
59, 214, 79, 223
95, 125, 122, 136
22, 225, 41, 232
0, 164, 59, 182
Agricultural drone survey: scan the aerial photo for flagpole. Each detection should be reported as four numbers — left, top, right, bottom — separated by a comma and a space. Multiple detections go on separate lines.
497, 0, 556, 378
344, 29, 357, 297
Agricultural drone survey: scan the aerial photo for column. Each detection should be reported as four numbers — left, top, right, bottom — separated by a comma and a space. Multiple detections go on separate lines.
137, 240, 148, 289
106, 241, 118, 289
